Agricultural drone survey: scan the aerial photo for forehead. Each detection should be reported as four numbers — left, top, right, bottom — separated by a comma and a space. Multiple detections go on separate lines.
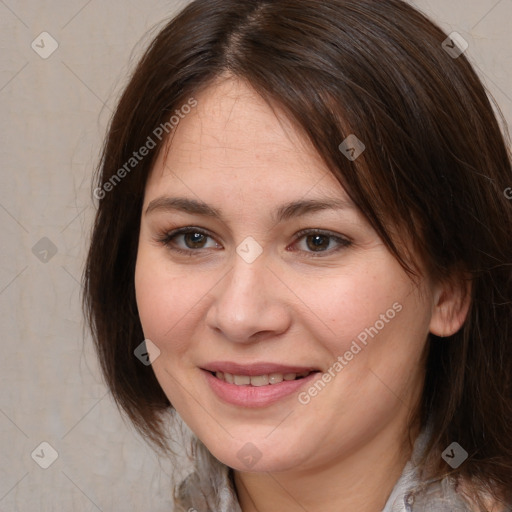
180, 77, 308, 156
144, 77, 345, 200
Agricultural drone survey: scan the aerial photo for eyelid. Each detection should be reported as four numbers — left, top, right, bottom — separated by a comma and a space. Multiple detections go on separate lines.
289, 228, 352, 256
293, 227, 351, 241
156, 226, 352, 256
156, 226, 222, 252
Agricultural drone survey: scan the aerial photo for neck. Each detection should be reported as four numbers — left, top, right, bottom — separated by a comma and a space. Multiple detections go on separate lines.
233, 420, 419, 512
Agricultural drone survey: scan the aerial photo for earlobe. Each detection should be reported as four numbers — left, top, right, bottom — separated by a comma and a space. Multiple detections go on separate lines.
429, 275, 472, 338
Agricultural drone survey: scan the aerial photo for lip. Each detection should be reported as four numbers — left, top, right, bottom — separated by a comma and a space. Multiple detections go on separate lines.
201, 368, 321, 408
201, 361, 319, 376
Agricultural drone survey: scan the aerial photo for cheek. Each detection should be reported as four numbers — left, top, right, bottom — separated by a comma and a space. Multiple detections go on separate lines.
134, 247, 205, 356
293, 259, 430, 383
135, 238, 430, 367
295, 262, 408, 349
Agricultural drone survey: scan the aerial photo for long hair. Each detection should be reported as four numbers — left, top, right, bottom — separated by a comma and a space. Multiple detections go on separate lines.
83, 0, 512, 506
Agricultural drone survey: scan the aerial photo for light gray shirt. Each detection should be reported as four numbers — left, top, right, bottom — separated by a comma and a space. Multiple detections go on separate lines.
172, 415, 508, 512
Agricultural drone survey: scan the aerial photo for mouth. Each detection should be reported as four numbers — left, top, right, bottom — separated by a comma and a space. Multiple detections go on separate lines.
200, 361, 321, 408
201, 365, 320, 408
200, 363, 323, 407
207, 370, 319, 387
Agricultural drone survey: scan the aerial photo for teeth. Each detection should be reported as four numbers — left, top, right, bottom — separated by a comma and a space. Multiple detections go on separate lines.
269, 373, 284, 384
233, 374, 251, 385
214, 371, 313, 386
250, 374, 269, 386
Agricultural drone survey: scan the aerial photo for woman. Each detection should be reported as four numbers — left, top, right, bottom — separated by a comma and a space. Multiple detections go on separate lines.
83, 0, 512, 510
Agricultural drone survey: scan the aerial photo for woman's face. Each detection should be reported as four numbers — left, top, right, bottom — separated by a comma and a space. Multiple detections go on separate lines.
135, 77, 437, 473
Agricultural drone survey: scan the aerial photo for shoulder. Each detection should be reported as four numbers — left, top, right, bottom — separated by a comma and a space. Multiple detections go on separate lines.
391, 476, 511, 512
456, 478, 512, 512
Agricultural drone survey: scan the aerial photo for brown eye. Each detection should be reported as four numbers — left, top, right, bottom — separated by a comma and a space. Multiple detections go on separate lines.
183, 232, 208, 248
158, 227, 221, 254
305, 234, 331, 251
292, 229, 352, 256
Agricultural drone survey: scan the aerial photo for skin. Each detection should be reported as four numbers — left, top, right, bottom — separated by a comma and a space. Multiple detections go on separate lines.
134, 76, 470, 512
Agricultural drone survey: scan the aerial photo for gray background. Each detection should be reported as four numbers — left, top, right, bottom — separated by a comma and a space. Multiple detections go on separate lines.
1, 0, 511, 510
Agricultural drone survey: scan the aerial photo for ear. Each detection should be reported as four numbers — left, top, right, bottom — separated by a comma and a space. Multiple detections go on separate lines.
429, 274, 472, 337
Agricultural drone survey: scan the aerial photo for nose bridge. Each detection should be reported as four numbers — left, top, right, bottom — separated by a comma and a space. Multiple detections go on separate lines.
206, 250, 290, 342
227, 256, 264, 306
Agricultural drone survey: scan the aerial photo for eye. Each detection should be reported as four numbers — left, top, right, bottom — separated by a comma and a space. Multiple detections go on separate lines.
157, 227, 221, 253
156, 227, 351, 257
291, 229, 352, 255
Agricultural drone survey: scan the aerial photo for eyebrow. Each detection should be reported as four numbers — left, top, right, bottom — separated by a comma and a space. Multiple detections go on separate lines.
145, 196, 354, 222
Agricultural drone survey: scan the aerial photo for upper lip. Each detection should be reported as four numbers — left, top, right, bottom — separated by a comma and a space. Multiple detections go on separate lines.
201, 361, 320, 376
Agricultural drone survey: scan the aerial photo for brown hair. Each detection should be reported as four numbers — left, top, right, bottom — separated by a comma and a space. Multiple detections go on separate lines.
83, 0, 512, 506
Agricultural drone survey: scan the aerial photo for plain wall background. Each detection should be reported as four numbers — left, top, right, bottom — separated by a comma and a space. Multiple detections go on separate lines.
1, 1, 511, 510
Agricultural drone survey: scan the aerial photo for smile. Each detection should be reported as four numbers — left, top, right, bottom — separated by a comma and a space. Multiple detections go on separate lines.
201, 365, 321, 408
211, 370, 314, 386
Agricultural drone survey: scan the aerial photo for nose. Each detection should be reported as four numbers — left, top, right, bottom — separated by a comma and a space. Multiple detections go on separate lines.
205, 253, 292, 344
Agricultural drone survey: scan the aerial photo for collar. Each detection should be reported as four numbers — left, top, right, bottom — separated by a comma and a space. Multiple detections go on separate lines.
174, 414, 474, 512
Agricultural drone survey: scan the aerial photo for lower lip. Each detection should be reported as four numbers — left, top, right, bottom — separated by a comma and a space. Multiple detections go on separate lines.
201, 369, 320, 408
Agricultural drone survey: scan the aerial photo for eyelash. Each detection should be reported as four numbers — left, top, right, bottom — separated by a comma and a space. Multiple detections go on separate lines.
156, 227, 352, 258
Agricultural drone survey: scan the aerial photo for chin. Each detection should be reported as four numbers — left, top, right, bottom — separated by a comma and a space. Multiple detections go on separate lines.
203, 434, 308, 473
